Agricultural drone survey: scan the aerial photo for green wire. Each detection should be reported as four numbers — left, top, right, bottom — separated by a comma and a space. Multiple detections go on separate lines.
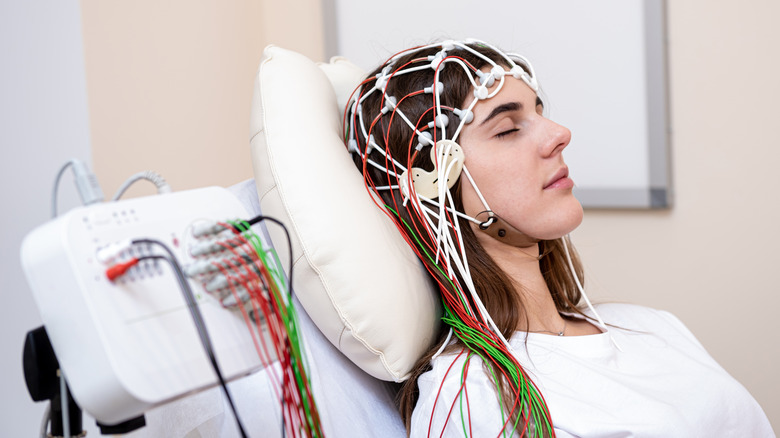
379, 208, 553, 437
383, 205, 475, 316
228, 219, 324, 437
457, 353, 470, 436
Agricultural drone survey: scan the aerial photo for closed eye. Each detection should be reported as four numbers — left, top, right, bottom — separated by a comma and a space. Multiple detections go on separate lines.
496, 128, 519, 139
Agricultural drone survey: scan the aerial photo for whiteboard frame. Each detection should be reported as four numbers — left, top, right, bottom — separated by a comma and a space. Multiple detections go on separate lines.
321, 0, 672, 209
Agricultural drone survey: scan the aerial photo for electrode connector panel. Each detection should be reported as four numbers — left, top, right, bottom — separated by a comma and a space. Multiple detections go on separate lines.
21, 187, 274, 424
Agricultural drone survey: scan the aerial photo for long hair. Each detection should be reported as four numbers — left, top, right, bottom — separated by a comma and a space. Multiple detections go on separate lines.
345, 41, 586, 436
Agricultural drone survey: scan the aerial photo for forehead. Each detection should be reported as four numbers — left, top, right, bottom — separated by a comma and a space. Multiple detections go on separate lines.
468, 76, 539, 116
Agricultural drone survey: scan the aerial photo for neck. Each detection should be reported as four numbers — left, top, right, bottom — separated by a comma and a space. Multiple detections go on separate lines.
475, 236, 565, 333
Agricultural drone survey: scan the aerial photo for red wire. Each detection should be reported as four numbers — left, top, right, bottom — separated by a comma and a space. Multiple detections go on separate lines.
212, 230, 311, 432
346, 48, 557, 438
428, 349, 466, 438
190, 224, 324, 436
439, 356, 472, 438
214, 262, 282, 381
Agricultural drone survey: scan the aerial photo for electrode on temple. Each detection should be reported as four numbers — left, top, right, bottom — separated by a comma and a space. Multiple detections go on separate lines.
427, 114, 449, 130
453, 108, 474, 124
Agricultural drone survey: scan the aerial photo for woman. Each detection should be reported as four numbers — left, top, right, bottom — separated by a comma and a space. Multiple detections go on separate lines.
345, 39, 773, 437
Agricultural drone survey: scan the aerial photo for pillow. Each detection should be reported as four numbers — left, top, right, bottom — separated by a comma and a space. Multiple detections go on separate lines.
249, 46, 441, 382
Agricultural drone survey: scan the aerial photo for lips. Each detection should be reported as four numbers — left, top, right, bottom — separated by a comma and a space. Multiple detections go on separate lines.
544, 167, 571, 189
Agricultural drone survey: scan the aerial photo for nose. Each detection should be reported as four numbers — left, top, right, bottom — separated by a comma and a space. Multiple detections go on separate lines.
540, 119, 572, 158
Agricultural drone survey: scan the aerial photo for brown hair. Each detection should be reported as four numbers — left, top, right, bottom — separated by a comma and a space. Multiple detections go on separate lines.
347, 42, 586, 435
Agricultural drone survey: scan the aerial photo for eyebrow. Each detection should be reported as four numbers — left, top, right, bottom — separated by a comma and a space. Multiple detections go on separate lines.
479, 102, 521, 126
478, 97, 544, 126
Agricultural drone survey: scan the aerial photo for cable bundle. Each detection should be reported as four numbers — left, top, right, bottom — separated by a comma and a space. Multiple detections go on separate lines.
344, 40, 555, 437
184, 217, 324, 438
104, 216, 324, 438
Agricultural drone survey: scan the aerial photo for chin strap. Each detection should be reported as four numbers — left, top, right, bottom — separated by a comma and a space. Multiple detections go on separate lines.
476, 210, 540, 248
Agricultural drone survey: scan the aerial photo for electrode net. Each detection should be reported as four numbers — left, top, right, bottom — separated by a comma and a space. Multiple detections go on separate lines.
343, 39, 556, 437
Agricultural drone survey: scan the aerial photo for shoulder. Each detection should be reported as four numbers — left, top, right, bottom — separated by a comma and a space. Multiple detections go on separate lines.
411, 350, 507, 438
590, 303, 707, 350
414, 349, 494, 416
591, 302, 687, 329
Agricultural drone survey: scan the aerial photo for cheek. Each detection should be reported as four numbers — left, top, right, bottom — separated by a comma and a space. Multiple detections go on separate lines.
459, 173, 487, 218
461, 151, 537, 214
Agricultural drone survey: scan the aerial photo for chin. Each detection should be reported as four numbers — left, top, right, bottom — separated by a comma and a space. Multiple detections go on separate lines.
533, 198, 584, 240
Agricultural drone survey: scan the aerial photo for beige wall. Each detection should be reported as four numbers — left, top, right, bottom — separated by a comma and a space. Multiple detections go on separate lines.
81, 0, 325, 199
80, 0, 778, 430
573, 0, 780, 428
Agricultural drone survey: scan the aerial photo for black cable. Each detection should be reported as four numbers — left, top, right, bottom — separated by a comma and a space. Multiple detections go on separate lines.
132, 217, 295, 437
232, 216, 295, 438
238, 215, 294, 301
133, 245, 249, 438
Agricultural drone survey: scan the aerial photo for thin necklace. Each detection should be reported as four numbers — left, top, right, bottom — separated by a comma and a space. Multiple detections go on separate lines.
529, 319, 567, 336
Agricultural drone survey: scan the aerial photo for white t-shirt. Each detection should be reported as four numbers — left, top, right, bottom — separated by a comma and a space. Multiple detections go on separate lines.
411, 304, 775, 437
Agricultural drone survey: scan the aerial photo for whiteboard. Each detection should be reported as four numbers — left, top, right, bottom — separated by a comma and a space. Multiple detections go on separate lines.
322, 0, 671, 208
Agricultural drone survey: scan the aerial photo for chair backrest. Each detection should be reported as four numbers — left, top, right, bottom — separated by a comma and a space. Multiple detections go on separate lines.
249, 46, 441, 382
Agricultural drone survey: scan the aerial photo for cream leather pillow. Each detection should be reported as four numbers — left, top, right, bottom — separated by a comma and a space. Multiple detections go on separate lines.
249, 46, 441, 382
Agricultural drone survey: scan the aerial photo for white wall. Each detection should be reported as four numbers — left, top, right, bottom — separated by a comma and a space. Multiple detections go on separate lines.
0, 1, 93, 435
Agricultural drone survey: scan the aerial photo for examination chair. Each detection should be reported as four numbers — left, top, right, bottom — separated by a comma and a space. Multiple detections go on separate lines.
129, 46, 442, 437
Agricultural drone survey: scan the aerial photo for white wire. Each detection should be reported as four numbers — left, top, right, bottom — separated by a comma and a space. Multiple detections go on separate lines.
408, 193, 510, 350
445, 187, 472, 288
430, 153, 512, 348
416, 185, 508, 349
59, 370, 71, 438
388, 103, 425, 138
111, 170, 172, 201
367, 142, 408, 173
461, 166, 493, 215
473, 39, 521, 71
385, 63, 430, 78
417, 196, 482, 225
40, 402, 50, 438
432, 60, 447, 142
431, 56, 481, 144
419, 207, 464, 285
431, 327, 454, 361
486, 74, 507, 99
418, 203, 476, 228
365, 159, 400, 177
433, 143, 457, 263
451, 96, 480, 142
356, 92, 372, 141
389, 42, 449, 62
51, 160, 76, 218
560, 236, 623, 351
354, 39, 544, 354
445, 57, 482, 88
455, 41, 501, 70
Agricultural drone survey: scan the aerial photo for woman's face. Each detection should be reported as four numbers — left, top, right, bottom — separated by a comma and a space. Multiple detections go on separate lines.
457, 75, 583, 244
